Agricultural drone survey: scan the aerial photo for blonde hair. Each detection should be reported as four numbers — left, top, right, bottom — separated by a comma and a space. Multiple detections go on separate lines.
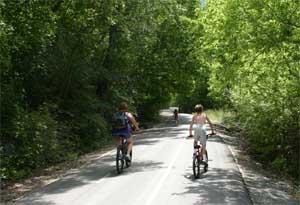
195, 104, 203, 113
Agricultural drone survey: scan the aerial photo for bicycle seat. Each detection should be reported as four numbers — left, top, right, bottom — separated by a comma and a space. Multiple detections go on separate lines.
194, 145, 201, 149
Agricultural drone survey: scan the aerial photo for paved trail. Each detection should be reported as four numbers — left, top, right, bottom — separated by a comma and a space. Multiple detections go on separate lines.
17, 110, 252, 205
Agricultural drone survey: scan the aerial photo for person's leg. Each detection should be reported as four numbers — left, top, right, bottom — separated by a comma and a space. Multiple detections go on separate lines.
194, 130, 202, 160
115, 137, 122, 159
200, 128, 207, 161
126, 136, 133, 155
193, 128, 200, 149
201, 144, 206, 160
115, 137, 122, 147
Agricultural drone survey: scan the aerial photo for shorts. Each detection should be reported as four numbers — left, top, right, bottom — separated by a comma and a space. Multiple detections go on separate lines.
112, 126, 132, 139
193, 124, 207, 146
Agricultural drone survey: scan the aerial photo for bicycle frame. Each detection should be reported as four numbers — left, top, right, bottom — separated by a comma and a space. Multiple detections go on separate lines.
116, 136, 132, 174
194, 134, 211, 161
121, 138, 128, 157
192, 136, 209, 178
194, 141, 203, 161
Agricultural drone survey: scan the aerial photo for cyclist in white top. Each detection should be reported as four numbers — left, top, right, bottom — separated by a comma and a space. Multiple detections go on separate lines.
189, 104, 215, 161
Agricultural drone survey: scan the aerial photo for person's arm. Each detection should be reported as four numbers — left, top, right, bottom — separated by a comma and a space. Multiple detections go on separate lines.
189, 116, 194, 136
127, 112, 140, 131
206, 114, 215, 134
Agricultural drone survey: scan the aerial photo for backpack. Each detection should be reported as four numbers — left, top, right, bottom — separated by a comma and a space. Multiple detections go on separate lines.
112, 111, 129, 130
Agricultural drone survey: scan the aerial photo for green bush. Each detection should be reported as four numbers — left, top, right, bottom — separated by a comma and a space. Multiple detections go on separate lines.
75, 114, 110, 153
0, 105, 77, 181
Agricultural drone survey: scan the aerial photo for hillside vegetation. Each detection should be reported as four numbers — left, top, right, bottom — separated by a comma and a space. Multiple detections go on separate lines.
1, 0, 299, 181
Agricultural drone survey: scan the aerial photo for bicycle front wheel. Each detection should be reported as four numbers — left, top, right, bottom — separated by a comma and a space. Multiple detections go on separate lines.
116, 146, 124, 174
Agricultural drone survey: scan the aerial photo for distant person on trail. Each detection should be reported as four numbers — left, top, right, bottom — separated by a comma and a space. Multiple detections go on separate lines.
189, 104, 215, 162
174, 109, 179, 126
112, 102, 139, 162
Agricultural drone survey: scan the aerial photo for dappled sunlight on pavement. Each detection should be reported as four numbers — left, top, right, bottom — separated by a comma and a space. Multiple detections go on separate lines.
15, 109, 297, 205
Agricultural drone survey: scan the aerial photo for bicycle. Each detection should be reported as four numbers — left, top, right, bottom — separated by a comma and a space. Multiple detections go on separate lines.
192, 133, 214, 179
116, 136, 132, 174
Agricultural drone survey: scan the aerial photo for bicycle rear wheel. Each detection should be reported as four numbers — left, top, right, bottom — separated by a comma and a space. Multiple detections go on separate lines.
204, 162, 208, 172
116, 146, 124, 174
204, 150, 208, 172
125, 149, 132, 168
193, 155, 200, 179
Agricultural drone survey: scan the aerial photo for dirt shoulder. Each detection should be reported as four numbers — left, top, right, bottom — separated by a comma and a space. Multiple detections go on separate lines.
216, 124, 299, 205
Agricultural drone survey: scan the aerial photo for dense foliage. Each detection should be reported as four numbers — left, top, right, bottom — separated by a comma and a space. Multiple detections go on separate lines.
1, 0, 299, 181
198, 0, 300, 179
0, 0, 203, 181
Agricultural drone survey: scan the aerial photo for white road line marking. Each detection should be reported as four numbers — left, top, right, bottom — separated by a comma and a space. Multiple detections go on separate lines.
227, 145, 244, 176
145, 139, 185, 205
226, 141, 254, 204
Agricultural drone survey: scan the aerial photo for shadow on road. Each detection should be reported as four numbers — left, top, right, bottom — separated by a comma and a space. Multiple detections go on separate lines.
18, 120, 186, 205
17, 110, 251, 205
178, 168, 252, 205
17, 156, 165, 205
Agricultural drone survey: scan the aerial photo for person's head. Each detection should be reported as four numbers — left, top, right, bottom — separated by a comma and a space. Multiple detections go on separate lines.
195, 104, 203, 113
174, 109, 177, 112
118, 102, 128, 111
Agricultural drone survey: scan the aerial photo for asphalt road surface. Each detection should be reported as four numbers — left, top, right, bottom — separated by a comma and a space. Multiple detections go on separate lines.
16, 110, 252, 205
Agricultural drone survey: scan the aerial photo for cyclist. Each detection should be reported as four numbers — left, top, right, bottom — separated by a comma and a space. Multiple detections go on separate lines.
174, 109, 179, 126
112, 102, 139, 162
189, 104, 215, 162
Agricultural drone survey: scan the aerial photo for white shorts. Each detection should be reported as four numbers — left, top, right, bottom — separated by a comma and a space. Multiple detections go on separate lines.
193, 124, 207, 146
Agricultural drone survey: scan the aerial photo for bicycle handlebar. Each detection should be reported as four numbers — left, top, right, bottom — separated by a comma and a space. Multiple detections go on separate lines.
188, 132, 216, 138
207, 132, 216, 136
